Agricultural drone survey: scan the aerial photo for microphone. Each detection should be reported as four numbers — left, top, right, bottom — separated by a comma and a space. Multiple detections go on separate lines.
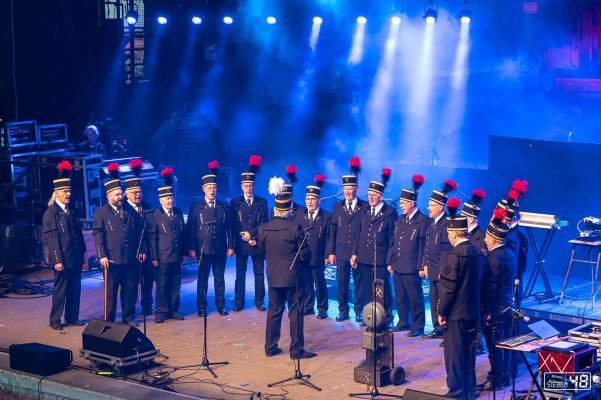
503, 306, 530, 323
512, 278, 519, 304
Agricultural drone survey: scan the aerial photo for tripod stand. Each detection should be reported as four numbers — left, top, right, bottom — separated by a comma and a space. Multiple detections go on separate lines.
267, 227, 320, 391
350, 233, 402, 399
180, 220, 229, 377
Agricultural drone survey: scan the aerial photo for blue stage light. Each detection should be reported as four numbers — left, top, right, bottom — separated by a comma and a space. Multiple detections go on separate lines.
391, 16, 401, 25
313, 16, 323, 25
223, 16, 233, 24
460, 1, 472, 24
125, 10, 138, 25
266, 16, 276, 25
192, 16, 202, 25
357, 16, 367, 24
157, 16, 168, 25
423, 1, 438, 24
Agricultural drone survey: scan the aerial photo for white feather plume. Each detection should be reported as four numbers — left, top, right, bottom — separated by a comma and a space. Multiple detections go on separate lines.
268, 176, 285, 196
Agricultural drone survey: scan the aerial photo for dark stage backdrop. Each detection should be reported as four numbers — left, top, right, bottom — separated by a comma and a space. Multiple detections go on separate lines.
488, 135, 601, 280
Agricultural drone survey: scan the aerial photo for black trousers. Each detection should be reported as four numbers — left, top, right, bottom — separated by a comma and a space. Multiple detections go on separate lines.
336, 260, 364, 315
265, 286, 305, 357
483, 317, 512, 383
50, 265, 82, 325
444, 319, 477, 400
197, 253, 227, 310
392, 272, 425, 331
138, 260, 155, 314
359, 263, 393, 322
105, 263, 138, 323
155, 262, 182, 317
304, 264, 328, 313
234, 254, 265, 308
428, 279, 442, 332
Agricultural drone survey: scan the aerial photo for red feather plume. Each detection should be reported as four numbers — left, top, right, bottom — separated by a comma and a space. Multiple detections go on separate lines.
471, 189, 486, 205
349, 156, 361, 175
249, 155, 262, 174
161, 167, 175, 186
493, 207, 507, 221
507, 189, 520, 203
286, 165, 298, 183
381, 168, 392, 187
512, 179, 528, 196
161, 167, 174, 177
208, 160, 219, 174
107, 162, 120, 179
412, 174, 425, 191
442, 179, 457, 194
446, 197, 461, 218
128, 158, 143, 177
57, 160, 72, 179
314, 174, 326, 188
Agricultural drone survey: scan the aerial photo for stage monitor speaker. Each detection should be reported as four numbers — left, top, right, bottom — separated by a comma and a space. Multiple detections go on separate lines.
9, 343, 72, 376
403, 389, 454, 400
82, 319, 155, 358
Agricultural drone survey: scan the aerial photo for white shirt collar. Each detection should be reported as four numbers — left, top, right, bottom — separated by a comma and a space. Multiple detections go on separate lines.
55, 200, 67, 212
109, 203, 120, 212
454, 238, 470, 247
309, 207, 320, 216
127, 200, 139, 210
162, 206, 172, 215
407, 208, 418, 220
489, 243, 504, 252
372, 201, 384, 215
244, 195, 254, 204
434, 212, 445, 224
205, 197, 215, 205
468, 223, 479, 234
346, 197, 358, 208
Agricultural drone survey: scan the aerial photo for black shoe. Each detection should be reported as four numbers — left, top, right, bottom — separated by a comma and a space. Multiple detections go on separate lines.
316, 311, 328, 319
50, 323, 63, 331
393, 325, 411, 332
266, 347, 283, 357
422, 330, 443, 339
479, 379, 507, 391
125, 320, 139, 327
155, 316, 165, 323
407, 329, 424, 337
198, 309, 206, 317
217, 308, 229, 316
336, 314, 349, 322
256, 304, 266, 311
66, 320, 86, 326
232, 305, 243, 312
304, 309, 315, 316
294, 351, 317, 359
170, 313, 185, 320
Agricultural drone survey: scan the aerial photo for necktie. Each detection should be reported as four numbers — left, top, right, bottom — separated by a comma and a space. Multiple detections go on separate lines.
371, 207, 376, 217
137, 205, 143, 216
347, 202, 352, 212
247, 198, 252, 207
117, 207, 124, 219
309, 211, 314, 221
168, 209, 173, 220
209, 201, 215, 209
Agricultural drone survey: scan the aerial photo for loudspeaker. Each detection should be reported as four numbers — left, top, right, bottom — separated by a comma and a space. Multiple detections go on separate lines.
9, 343, 72, 376
402, 389, 454, 400
82, 319, 155, 358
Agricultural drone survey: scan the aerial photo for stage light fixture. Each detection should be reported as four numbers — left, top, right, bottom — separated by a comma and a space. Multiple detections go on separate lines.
357, 16, 367, 24
192, 16, 202, 25
223, 16, 233, 24
266, 16, 277, 24
459, 0, 472, 24
391, 16, 401, 25
125, 10, 138, 25
423, 0, 438, 24
313, 16, 323, 24
157, 16, 168, 25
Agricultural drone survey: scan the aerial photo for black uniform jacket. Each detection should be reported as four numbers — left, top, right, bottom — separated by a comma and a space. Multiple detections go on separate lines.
387, 210, 429, 274
229, 195, 269, 257
437, 240, 482, 321
423, 214, 452, 280
326, 198, 368, 261
258, 218, 310, 288
353, 203, 398, 266
93, 203, 146, 265
43, 202, 86, 267
468, 224, 486, 254
187, 198, 232, 256
299, 208, 331, 266
148, 207, 187, 264
481, 245, 517, 320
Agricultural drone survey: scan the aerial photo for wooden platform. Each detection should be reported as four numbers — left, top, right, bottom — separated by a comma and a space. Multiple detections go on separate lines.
0, 263, 561, 399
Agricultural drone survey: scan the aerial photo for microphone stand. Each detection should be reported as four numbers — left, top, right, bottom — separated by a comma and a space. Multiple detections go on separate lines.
350, 232, 402, 399
268, 227, 321, 391
180, 220, 229, 377
510, 283, 519, 400
135, 209, 150, 337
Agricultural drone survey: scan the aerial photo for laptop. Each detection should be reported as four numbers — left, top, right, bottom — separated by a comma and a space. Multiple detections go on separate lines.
527, 319, 560, 340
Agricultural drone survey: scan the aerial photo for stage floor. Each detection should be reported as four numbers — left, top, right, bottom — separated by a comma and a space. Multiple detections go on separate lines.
0, 262, 557, 399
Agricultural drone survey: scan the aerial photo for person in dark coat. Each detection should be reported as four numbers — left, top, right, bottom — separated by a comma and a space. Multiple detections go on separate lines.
300, 175, 331, 319
422, 179, 457, 338
351, 169, 397, 325
123, 158, 154, 318
187, 160, 234, 317
148, 168, 187, 323
479, 208, 517, 391
437, 198, 482, 400
230, 156, 269, 312
43, 161, 87, 330
93, 163, 146, 326
269, 165, 306, 225
327, 156, 367, 323
259, 178, 316, 359
387, 175, 428, 336
78, 125, 107, 159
